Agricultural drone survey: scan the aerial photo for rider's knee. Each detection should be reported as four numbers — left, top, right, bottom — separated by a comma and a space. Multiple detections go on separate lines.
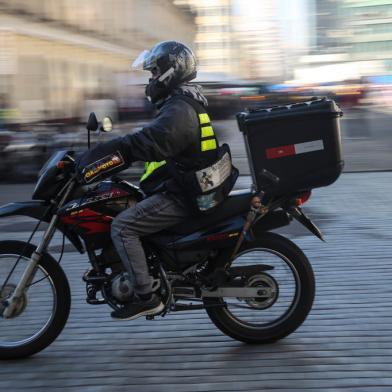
111, 208, 138, 239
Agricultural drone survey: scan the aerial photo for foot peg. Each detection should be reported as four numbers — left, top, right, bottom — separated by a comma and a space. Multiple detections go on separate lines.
86, 297, 106, 305
84, 270, 107, 305
83, 269, 108, 284
86, 280, 106, 304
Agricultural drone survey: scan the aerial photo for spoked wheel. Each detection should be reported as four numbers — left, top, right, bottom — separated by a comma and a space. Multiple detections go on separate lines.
0, 241, 71, 359
204, 232, 315, 343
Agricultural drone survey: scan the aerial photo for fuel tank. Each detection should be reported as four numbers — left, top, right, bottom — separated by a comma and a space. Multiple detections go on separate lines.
58, 179, 143, 249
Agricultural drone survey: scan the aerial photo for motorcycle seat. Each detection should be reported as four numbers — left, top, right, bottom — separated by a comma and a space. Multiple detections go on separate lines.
166, 189, 253, 235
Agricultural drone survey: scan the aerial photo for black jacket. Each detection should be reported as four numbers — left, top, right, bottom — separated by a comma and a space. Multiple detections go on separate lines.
123, 96, 207, 169
77, 92, 215, 188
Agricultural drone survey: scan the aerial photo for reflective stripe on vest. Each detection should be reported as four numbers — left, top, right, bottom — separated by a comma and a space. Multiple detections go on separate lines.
140, 160, 166, 182
201, 125, 214, 138
201, 139, 217, 151
140, 110, 217, 182
198, 113, 210, 125
198, 113, 217, 152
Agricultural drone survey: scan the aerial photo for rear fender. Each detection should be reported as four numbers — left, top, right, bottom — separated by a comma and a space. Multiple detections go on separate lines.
251, 210, 292, 238
288, 207, 325, 241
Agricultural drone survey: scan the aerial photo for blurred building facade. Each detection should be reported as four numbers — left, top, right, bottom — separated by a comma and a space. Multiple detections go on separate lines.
235, 1, 284, 81
310, 0, 344, 54
345, 0, 392, 75
295, 0, 392, 84
174, 0, 245, 80
194, 0, 239, 78
294, 0, 353, 84
233, 0, 311, 81
0, 0, 196, 123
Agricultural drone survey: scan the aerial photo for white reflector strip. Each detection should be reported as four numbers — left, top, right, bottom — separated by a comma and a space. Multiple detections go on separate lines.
294, 140, 324, 155
195, 152, 231, 192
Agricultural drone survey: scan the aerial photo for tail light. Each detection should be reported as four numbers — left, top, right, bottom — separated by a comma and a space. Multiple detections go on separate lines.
295, 191, 311, 206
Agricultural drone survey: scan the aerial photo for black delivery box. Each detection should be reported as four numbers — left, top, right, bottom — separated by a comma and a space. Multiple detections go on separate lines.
236, 97, 344, 195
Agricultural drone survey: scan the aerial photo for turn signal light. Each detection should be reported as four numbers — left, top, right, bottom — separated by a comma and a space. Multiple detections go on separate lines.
56, 161, 67, 169
295, 191, 311, 206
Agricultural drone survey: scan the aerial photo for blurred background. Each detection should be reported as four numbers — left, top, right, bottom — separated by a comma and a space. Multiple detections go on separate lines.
0, 0, 391, 182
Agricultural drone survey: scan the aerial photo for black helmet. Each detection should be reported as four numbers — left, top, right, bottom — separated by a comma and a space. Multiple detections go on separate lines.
132, 41, 197, 104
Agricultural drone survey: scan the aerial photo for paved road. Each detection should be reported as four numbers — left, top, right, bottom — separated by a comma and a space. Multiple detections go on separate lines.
0, 172, 392, 391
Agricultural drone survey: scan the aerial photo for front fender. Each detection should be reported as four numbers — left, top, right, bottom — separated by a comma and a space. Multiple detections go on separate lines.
0, 201, 85, 253
0, 201, 51, 222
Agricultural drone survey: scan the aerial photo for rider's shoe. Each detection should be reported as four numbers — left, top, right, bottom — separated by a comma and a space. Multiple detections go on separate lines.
111, 293, 164, 320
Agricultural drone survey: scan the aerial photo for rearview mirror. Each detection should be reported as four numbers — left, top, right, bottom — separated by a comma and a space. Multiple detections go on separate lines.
101, 116, 113, 132
86, 112, 98, 131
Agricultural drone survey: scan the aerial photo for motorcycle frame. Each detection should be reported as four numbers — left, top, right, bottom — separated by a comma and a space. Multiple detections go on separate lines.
0, 175, 322, 317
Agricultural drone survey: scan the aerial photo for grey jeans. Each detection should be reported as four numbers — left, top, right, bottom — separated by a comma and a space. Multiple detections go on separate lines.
111, 192, 190, 296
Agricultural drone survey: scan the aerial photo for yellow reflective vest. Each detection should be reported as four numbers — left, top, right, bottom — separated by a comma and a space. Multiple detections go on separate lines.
140, 110, 217, 184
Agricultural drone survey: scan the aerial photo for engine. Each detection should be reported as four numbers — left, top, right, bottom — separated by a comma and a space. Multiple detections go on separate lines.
111, 273, 134, 302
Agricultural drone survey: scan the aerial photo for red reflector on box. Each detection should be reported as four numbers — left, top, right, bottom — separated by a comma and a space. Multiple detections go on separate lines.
266, 144, 295, 159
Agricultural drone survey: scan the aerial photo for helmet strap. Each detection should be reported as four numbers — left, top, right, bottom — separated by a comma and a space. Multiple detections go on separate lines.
158, 67, 175, 83
145, 67, 176, 104
145, 79, 169, 104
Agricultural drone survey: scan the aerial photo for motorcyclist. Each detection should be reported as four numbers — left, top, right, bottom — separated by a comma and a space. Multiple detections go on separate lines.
76, 41, 238, 320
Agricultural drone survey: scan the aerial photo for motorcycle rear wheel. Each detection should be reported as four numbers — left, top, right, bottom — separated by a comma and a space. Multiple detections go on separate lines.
204, 232, 315, 343
0, 241, 71, 359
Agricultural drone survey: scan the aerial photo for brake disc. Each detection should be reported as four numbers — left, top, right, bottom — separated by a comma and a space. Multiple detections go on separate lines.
0, 284, 27, 318
243, 273, 279, 310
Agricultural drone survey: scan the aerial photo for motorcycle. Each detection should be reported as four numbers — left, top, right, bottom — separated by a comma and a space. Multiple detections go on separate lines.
0, 113, 321, 359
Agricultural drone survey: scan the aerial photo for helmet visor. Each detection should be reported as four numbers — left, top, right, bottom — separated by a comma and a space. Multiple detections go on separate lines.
131, 50, 156, 71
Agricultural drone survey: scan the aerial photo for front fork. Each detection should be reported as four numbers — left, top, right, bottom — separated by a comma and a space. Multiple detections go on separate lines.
2, 180, 75, 318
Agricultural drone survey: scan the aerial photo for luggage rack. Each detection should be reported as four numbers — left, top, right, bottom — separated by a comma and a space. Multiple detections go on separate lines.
246, 97, 329, 113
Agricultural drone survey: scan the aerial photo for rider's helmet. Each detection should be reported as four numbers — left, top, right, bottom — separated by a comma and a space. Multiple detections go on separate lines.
132, 41, 197, 104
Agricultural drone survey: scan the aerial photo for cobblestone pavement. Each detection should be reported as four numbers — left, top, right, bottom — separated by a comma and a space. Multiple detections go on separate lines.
0, 172, 392, 391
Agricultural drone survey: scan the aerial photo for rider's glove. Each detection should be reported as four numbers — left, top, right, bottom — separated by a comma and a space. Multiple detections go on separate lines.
75, 138, 132, 184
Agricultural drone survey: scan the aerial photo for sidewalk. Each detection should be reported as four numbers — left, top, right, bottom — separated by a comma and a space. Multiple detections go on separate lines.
1, 172, 392, 391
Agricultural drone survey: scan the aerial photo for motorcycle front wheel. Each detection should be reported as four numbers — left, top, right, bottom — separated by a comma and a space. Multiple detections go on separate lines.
0, 241, 71, 359
204, 232, 315, 343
